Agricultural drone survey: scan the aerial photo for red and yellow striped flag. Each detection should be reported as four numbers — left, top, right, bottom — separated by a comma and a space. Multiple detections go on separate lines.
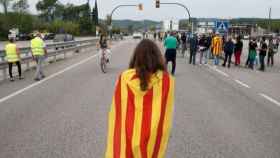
212, 36, 223, 56
105, 69, 175, 158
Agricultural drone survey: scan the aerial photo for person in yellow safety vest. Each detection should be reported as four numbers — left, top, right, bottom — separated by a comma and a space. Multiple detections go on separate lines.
211, 33, 223, 66
5, 38, 24, 81
31, 33, 47, 81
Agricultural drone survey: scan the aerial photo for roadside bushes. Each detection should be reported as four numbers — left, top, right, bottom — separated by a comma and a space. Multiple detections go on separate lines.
0, 13, 35, 40
48, 20, 80, 36
0, 13, 96, 40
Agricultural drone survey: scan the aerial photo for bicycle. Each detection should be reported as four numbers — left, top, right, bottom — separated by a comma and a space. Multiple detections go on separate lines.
100, 48, 108, 73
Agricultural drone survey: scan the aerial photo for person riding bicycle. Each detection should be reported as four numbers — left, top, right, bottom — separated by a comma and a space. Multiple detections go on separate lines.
98, 34, 111, 62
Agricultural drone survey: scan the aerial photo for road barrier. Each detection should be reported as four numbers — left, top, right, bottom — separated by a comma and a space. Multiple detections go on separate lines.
0, 38, 98, 80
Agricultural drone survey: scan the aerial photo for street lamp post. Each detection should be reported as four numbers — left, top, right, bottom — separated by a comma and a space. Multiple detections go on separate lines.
109, 4, 143, 38
158, 2, 192, 33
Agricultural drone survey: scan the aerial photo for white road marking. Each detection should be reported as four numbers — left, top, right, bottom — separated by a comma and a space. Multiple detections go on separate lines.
203, 64, 280, 107
234, 79, 251, 88
259, 93, 280, 107
214, 68, 230, 77
0, 54, 99, 104
207, 65, 229, 77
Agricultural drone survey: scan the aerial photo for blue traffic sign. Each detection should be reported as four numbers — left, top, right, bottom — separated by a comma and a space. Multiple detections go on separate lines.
215, 21, 229, 31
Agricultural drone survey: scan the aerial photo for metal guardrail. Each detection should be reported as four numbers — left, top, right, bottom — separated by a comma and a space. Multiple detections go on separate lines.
0, 38, 98, 59
0, 38, 98, 80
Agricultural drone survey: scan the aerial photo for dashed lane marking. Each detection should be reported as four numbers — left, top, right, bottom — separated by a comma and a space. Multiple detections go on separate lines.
234, 79, 251, 88
0, 54, 99, 104
203, 64, 280, 107
259, 93, 280, 107
207, 65, 229, 77
0, 40, 128, 104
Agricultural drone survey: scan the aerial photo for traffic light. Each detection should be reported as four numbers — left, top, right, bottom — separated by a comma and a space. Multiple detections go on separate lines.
156, 0, 160, 8
138, 4, 143, 11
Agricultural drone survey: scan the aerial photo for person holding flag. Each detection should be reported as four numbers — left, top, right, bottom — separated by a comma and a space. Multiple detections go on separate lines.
211, 33, 223, 66
105, 39, 175, 158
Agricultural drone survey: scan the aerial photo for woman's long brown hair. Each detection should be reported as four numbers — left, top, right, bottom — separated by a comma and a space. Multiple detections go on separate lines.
129, 39, 166, 91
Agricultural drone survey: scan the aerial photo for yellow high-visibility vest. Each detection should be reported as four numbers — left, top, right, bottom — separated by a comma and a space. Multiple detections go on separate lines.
5, 43, 19, 62
31, 37, 44, 56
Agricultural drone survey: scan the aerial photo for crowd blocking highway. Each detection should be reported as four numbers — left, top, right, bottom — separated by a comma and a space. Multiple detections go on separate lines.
1, 31, 280, 83
0, 33, 280, 157
150, 31, 280, 73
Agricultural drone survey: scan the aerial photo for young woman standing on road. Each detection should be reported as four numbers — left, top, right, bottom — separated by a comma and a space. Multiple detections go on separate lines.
105, 39, 175, 158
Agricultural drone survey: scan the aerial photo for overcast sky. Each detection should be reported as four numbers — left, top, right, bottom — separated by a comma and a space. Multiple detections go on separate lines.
27, 0, 280, 20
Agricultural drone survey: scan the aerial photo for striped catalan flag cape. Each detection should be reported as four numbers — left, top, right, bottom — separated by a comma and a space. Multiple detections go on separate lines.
105, 69, 175, 158
212, 36, 223, 56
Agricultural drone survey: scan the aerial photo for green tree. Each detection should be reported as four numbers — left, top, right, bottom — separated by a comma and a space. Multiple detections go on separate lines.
112, 26, 120, 34
77, 3, 94, 35
62, 3, 77, 21
149, 25, 156, 32
92, 0, 98, 25
52, 3, 64, 19
0, 0, 13, 15
36, 0, 58, 22
0, 12, 35, 39
48, 20, 80, 35
53, 3, 95, 35
12, 0, 29, 13
179, 19, 190, 30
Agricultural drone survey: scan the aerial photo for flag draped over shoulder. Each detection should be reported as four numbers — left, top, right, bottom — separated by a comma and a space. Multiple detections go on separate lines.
105, 69, 175, 158
212, 36, 223, 55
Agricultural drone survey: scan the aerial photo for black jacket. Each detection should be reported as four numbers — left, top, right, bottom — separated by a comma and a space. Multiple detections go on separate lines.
224, 41, 235, 54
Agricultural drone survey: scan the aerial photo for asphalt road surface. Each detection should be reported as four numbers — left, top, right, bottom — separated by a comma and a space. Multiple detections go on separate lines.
0, 39, 280, 158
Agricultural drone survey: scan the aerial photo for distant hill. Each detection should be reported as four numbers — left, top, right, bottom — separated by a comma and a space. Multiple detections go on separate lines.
230, 18, 280, 24
112, 19, 161, 30
99, 18, 280, 33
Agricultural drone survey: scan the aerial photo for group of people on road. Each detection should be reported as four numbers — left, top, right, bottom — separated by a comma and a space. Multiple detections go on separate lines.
4, 33, 47, 82
188, 33, 234, 67
246, 37, 279, 71
162, 31, 279, 73
5, 33, 174, 158
5, 33, 114, 83
105, 32, 280, 157
222, 35, 279, 71
4, 31, 280, 158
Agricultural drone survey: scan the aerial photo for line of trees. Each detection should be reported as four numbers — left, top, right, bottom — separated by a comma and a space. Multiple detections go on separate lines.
0, 0, 98, 40
255, 20, 280, 33
230, 18, 280, 33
